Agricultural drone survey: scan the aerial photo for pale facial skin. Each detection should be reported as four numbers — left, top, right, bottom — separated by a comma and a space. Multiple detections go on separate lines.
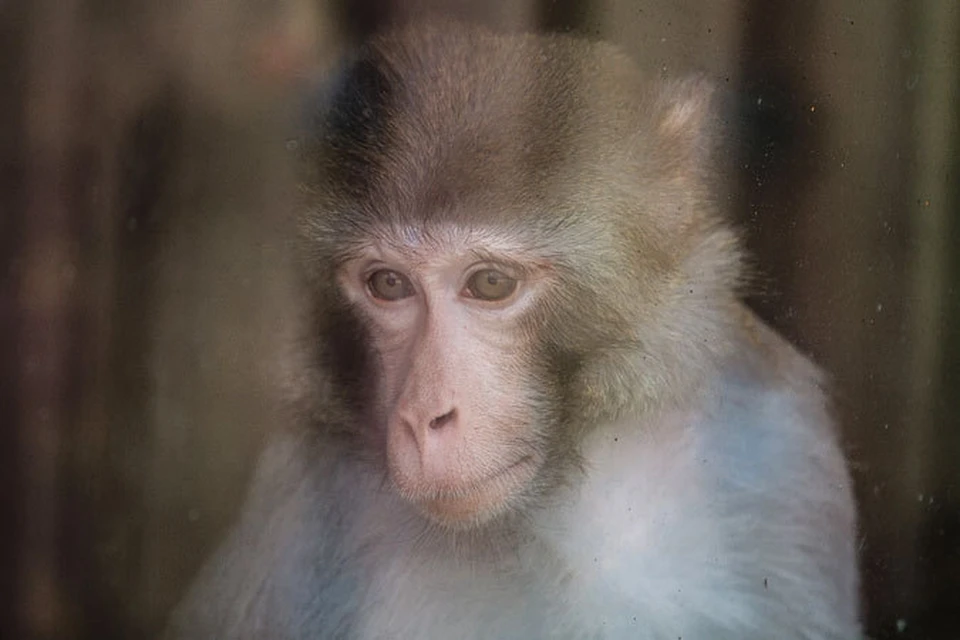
336, 227, 554, 528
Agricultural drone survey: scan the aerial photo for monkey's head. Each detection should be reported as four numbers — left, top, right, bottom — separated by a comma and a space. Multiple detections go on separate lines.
297, 23, 743, 530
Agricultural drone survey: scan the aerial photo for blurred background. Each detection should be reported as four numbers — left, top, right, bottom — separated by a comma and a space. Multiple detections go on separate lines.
1, 1, 957, 638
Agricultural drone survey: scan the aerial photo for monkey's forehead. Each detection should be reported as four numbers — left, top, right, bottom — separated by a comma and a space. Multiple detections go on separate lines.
305, 24, 665, 205
299, 22, 721, 274
320, 215, 596, 271
325, 228, 561, 281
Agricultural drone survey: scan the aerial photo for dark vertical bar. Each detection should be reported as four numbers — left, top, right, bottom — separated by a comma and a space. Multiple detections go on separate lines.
914, 31, 960, 639
733, 5, 821, 336
0, 0, 28, 637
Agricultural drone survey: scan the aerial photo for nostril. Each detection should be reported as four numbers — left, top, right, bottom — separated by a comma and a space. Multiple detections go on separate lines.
429, 408, 456, 430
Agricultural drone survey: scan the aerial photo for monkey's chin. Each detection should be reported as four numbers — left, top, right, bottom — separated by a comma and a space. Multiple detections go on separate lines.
410, 458, 538, 531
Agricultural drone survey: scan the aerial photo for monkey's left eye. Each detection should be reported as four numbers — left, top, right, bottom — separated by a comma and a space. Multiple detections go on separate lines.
367, 269, 415, 301
465, 269, 518, 301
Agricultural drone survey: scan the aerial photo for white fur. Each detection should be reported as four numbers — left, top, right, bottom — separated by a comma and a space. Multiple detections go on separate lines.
335, 377, 857, 639
171, 356, 860, 640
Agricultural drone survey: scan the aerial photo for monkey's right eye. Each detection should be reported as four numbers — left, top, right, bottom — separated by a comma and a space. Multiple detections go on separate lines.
367, 269, 415, 301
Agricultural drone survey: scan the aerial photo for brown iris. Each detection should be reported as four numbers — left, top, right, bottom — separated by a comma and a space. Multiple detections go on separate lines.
465, 269, 517, 301
368, 269, 414, 301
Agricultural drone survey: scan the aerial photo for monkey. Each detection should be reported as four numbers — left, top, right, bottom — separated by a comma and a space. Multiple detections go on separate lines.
166, 21, 861, 640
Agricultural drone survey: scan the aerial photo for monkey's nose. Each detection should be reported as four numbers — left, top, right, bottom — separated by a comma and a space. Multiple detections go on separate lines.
429, 408, 457, 430
396, 405, 460, 462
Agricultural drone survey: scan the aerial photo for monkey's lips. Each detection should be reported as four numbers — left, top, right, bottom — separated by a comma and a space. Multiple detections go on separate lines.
402, 456, 538, 528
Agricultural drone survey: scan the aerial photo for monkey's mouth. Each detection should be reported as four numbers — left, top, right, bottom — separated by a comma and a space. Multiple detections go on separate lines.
407, 456, 538, 529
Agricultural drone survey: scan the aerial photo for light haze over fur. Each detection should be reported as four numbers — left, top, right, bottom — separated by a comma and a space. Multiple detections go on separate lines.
167, 22, 861, 640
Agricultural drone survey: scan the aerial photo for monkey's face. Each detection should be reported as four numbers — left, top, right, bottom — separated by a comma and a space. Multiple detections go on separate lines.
301, 23, 742, 530
333, 225, 557, 529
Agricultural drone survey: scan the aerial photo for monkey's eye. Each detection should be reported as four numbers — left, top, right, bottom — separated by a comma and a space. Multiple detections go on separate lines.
465, 269, 518, 301
367, 269, 415, 301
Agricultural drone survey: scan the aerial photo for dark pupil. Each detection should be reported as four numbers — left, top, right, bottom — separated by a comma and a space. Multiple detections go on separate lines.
384, 273, 398, 288
486, 273, 499, 286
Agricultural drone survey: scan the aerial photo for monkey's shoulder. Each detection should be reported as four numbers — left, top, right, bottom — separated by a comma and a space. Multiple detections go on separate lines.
536, 352, 858, 637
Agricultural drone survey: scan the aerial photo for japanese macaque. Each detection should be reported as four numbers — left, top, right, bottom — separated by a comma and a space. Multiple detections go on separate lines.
167, 22, 861, 640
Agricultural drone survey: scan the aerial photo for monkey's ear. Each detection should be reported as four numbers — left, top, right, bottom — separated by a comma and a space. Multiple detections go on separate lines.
654, 76, 719, 172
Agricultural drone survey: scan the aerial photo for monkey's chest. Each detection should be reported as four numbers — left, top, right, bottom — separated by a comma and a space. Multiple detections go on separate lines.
352, 543, 570, 640
349, 508, 725, 640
